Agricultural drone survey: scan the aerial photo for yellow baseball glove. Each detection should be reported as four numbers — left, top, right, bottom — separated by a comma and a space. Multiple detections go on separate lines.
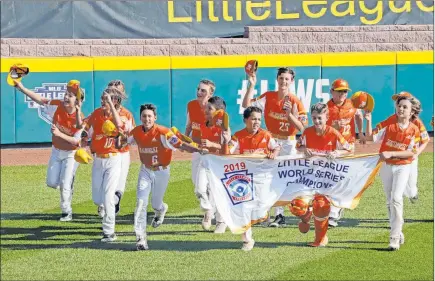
74, 148, 93, 164
102, 120, 119, 137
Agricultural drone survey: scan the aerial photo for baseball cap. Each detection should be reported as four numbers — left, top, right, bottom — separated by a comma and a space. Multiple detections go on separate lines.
7, 64, 29, 86
392, 91, 413, 101
67, 80, 84, 101
245, 60, 258, 76
351, 91, 375, 112
331, 79, 351, 91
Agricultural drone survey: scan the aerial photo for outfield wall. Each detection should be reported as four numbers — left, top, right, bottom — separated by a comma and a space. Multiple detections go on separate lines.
1, 51, 433, 144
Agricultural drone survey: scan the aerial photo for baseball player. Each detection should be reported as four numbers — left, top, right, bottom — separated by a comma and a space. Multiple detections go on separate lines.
80, 87, 127, 242
326, 79, 365, 227
196, 96, 230, 233
293, 102, 352, 247
106, 80, 135, 215
120, 104, 207, 250
375, 92, 430, 204
222, 106, 281, 251
242, 67, 308, 227
366, 95, 422, 250
13, 80, 85, 222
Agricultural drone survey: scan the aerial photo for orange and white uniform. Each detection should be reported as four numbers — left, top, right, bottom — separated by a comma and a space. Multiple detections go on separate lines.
373, 120, 420, 241
186, 100, 207, 144
116, 106, 135, 195
228, 128, 279, 155
84, 107, 127, 236
375, 114, 428, 198
292, 125, 350, 247
296, 125, 352, 154
327, 99, 361, 150
251, 92, 308, 155
44, 99, 84, 216
127, 124, 182, 240
251, 91, 307, 218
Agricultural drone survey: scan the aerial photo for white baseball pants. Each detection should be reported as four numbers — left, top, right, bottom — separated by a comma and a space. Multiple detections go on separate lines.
134, 165, 170, 239
92, 154, 121, 236
116, 151, 131, 195
272, 139, 297, 217
46, 146, 79, 214
192, 152, 213, 212
403, 158, 418, 198
380, 163, 412, 239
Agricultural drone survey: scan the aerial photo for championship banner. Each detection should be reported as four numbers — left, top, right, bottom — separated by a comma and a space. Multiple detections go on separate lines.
202, 154, 381, 234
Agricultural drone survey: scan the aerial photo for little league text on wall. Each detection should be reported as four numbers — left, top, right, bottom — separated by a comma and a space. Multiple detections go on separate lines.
168, 0, 433, 25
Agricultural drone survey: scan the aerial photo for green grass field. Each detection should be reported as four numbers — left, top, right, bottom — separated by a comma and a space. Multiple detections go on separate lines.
1, 153, 433, 280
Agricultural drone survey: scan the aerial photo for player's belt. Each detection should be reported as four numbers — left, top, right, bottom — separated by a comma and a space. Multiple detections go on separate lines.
146, 165, 168, 171
271, 133, 296, 141
94, 152, 118, 158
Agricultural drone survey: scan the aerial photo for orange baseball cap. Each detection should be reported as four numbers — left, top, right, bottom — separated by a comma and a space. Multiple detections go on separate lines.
351, 91, 375, 112
244, 60, 258, 76
331, 79, 351, 91
392, 91, 413, 101
67, 80, 84, 101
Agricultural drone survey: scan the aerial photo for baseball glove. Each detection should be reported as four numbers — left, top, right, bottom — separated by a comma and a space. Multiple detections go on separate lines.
74, 148, 93, 164
102, 120, 119, 137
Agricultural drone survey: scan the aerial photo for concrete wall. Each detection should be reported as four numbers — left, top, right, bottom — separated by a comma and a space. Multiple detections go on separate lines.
1, 25, 433, 57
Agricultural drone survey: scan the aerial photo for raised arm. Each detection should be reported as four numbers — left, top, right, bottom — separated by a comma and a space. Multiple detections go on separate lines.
14, 81, 48, 105
242, 74, 257, 108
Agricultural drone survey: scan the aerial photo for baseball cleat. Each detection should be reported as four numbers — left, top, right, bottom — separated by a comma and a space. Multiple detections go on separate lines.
98, 205, 105, 218
409, 194, 419, 204
309, 236, 329, 247
214, 222, 227, 234
241, 240, 255, 252
328, 218, 338, 228
101, 233, 117, 242
136, 237, 149, 251
151, 203, 168, 228
115, 191, 122, 216
388, 237, 400, 251
268, 214, 285, 227
202, 211, 212, 231
59, 213, 72, 222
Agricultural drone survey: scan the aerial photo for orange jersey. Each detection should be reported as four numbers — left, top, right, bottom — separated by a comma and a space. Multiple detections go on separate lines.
375, 114, 429, 145
201, 124, 222, 154
46, 100, 84, 151
297, 125, 351, 154
85, 108, 126, 155
326, 99, 359, 144
229, 128, 279, 155
118, 106, 136, 153
187, 100, 207, 144
373, 122, 420, 165
128, 124, 182, 167
251, 91, 307, 137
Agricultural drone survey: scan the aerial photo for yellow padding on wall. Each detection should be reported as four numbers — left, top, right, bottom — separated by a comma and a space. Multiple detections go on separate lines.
93, 56, 170, 71
1, 57, 93, 73
322, 52, 396, 67
397, 51, 434, 64
171, 55, 247, 69
247, 54, 321, 67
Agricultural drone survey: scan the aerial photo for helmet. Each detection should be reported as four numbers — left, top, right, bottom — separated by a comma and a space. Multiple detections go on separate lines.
331, 79, 351, 91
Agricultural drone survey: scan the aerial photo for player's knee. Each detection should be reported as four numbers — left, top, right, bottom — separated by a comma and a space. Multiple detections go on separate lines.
289, 197, 310, 217
46, 178, 59, 189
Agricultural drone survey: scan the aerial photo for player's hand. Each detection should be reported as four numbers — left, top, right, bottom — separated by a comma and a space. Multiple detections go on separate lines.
359, 134, 367, 145
267, 150, 278, 159
248, 73, 257, 87
75, 99, 82, 111
201, 139, 212, 148
283, 101, 292, 112
51, 124, 61, 136
222, 131, 231, 144
326, 151, 338, 161
13, 80, 24, 90
304, 148, 314, 158
380, 151, 393, 161
199, 148, 209, 155
102, 93, 112, 104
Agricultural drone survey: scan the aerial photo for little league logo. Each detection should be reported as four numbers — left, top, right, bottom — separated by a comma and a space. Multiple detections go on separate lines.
220, 170, 254, 205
